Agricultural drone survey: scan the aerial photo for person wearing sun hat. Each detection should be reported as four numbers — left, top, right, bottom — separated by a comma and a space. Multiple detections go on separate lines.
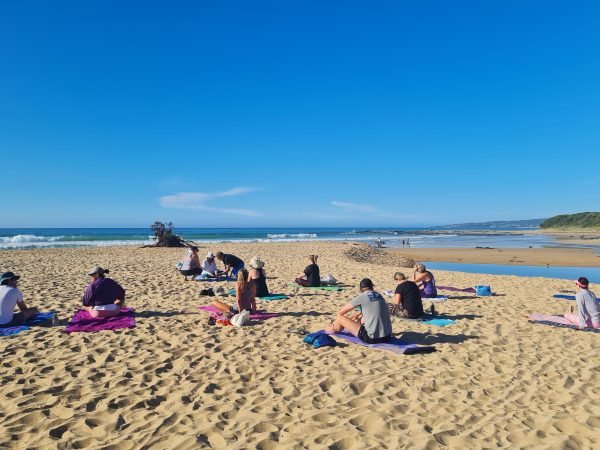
82, 266, 125, 318
248, 256, 269, 297
564, 277, 600, 329
324, 278, 392, 344
198, 252, 220, 280
0, 271, 39, 326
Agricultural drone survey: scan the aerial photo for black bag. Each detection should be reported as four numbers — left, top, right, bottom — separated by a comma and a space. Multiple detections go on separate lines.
200, 288, 215, 296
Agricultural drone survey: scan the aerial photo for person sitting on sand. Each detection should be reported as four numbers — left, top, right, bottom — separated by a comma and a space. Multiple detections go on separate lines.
215, 252, 245, 278
0, 271, 39, 327
180, 246, 203, 280
82, 267, 125, 318
388, 272, 424, 319
198, 252, 220, 279
248, 257, 269, 298
564, 277, 600, 329
211, 269, 256, 315
413, 264, 437, 298
295, 255, 320, 287
325, 278, 392, 344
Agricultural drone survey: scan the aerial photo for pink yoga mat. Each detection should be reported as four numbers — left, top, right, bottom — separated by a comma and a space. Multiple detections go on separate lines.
64, 308, 136, 333
198, 305, 279, 321
528, 314, 573, 325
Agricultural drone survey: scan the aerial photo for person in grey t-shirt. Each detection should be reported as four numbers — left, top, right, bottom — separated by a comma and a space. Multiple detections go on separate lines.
564, 277, 600, 328
325, 278, 392, 344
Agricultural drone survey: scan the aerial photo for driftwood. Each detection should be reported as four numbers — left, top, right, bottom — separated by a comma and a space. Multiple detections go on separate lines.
142, 221, 199, 248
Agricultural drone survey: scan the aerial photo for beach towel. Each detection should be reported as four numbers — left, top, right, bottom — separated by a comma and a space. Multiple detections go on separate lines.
0, 312, 57, 337
196, 276, 236, 282
553, 294, 576, 301
258, 294, 289, 301
421, 318, 455, 327
423, 296, 449, 302
64, 308, 136, 333
437, 286, 476, 293
289, 284, 344, 292
528, 314, 600, 333
198, 305, 279, 321
323, 330, 435, 355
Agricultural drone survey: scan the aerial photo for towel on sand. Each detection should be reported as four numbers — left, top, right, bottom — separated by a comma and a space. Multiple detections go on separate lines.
64, 308, 136, 333
258, 294, 289, 301
198, 305, 279, 321
289, 284, 344, 292
0, 312, 56, 337
528, 314, 600, 333
437, 286, 476, 293
553, 294, 576, 301
321, 330, 435, 355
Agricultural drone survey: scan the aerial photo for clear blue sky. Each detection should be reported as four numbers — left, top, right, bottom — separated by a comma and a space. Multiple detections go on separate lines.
1, 1, 598, 228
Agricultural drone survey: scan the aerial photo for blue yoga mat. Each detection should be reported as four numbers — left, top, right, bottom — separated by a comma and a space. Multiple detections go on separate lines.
553, 294, 576, 301
421, 318, 456, 327
0, 312, 55, 337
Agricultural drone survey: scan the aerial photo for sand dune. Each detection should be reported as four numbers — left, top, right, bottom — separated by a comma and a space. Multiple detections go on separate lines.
1, 242, 599, 449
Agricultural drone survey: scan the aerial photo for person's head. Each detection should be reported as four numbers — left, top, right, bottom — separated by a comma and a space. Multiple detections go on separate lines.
0, 271, 20, 287
359, 278, 374, 292
394, 272, 406, 282
250, 257, 265, 270
215, 252, 224, 261
190, 246, 199, 254
415, 264, 426, 273
87, 266, 109, 279
237, 268, 249, 290
575, 277, 589, 290
309, 254, 318, 264
206, 252, 215, 261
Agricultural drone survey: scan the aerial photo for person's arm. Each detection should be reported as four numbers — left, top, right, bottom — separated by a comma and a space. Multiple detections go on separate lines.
413, 272, 426, 285
337, 303, 356, 317
115, 284, 125, 305
82, 284, 94, 307
394, 293, 401, 305
250, 284, 257, 312
577, 295, 589, 328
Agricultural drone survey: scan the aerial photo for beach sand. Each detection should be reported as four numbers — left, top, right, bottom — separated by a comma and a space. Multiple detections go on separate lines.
1, 242, 599, 449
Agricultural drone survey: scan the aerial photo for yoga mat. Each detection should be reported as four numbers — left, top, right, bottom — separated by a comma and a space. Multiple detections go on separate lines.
0, 312, 57, 337
553, 294, 576, 301
323, 330, 435, 355
437, 286, 476, 293
198, 305, 279, 321
64, 308, 136, 333
289, 284, 344, 291
528, 314, 600, 333
196, 276, 236, 282
421, 318, 455, 327
423, 296, 449, 302
258, 294, 289, 301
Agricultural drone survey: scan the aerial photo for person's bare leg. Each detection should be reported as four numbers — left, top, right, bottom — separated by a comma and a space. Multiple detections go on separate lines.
211, 300, 231, 314
89, 308, 120, 318
325, 315, 362, 336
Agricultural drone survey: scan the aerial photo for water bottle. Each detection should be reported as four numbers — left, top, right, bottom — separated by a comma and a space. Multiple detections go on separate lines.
52, 314, 59, 327
430, 304, 436, 316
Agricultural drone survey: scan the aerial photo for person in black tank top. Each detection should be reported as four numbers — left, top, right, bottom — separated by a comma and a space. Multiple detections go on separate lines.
248, 257, 269, 297
295, 255, 320, 287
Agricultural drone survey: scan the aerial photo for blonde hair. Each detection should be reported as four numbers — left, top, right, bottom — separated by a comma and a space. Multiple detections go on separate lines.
237, 268, 250, 292
415, 264, 426, 273
394, 272, 406, 281
309, 255, 318, 264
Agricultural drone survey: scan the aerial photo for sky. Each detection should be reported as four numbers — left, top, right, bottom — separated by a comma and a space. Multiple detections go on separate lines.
0, 1, 598, 228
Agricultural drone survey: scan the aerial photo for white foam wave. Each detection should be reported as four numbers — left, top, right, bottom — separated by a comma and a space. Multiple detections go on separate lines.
0, 234, 64, 244
267, 233, 318, 239
0, 238, 153, 250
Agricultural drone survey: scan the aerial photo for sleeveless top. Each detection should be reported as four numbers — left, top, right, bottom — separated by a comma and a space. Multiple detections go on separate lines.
421, 272, 437, 297
236, 284, 255, 311
250, 269, 269, 297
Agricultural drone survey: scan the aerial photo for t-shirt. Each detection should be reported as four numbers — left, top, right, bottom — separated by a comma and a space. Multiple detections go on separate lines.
395, 281, 424, 318
575, 289, 600, 327
0, 285, 24, 325
304, 264, 320, 287
350, 290, 392, 339
223, 254, 244, 269
82, 278, 126, 307
201, 259, 218, 275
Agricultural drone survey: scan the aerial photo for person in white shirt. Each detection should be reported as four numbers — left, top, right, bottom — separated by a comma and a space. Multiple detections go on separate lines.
0, 272, 39, 327
198, 252, 221, 279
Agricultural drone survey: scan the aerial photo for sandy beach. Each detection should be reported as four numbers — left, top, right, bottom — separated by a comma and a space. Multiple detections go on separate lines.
1, 242, 599, 449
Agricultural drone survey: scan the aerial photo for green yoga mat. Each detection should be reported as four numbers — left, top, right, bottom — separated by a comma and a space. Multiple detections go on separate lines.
288, 284, 344, 292
258, 294, 289, 301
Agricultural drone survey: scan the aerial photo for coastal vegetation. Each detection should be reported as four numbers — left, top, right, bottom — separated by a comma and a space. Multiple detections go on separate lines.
540, 212, 600, 229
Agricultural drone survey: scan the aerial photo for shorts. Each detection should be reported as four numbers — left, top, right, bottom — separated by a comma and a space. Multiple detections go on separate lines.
93, 304, 120, 311
357, 325, 391, 344
231, 263, 244, 277
0, 312, 26, 328
388, 303, 410, 318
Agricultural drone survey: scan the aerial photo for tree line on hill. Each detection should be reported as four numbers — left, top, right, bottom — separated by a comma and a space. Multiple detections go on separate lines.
540, 212, 600, 229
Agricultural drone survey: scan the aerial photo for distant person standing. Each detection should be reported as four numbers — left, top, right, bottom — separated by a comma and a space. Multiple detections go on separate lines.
376, 237, 383, 249
406, 238, 410, 248
402, 239, 405, 248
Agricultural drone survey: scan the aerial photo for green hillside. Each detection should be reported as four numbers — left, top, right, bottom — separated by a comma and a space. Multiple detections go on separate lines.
540, 212, 600, 229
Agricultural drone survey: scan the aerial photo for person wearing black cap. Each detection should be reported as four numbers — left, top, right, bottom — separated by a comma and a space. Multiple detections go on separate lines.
564, 277, 600, 329
0, 271, 39, 327
324, 278, 392, 344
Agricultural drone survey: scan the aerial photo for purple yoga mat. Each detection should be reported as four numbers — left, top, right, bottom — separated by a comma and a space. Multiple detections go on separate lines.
437, 286, 476, 293
322, 330, 435, 355
198, 305, 279, 321
64, 308, 136, 333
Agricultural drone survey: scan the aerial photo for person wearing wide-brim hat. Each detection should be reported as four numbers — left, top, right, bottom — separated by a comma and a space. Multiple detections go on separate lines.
248, 257, 269, 297
198, 252, 221, 280
0, 271, 39, 327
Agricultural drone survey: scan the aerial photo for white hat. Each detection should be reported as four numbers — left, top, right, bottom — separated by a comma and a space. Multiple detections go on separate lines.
206, 252, 215, 259
250, 257, 264, 269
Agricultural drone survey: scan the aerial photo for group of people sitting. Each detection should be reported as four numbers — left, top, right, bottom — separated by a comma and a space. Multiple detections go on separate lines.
179, 248, 246, 281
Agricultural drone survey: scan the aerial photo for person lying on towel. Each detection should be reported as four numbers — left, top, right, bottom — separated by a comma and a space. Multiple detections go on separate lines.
212, 269, 256, 315
325, 278, 392, 344
564, 277, 600, 329
295, 254, 321, 287
0, 271, 39, 327
82, 267, 125, 318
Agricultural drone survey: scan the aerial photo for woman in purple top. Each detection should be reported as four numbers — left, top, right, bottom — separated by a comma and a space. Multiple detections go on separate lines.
82, 266, 125, 318
413, 264, 437, 298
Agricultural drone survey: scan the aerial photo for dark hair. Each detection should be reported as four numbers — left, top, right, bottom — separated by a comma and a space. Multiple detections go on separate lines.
99, 269, 110, 278
578, 277, 589, 287
359, 278, 374, 289
191, 246, 199, 252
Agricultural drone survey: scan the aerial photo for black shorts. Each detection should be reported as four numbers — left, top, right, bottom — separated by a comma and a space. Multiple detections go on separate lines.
0, 312, 26, 328
181, 268, 202, 276
357, 325, 391, 344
